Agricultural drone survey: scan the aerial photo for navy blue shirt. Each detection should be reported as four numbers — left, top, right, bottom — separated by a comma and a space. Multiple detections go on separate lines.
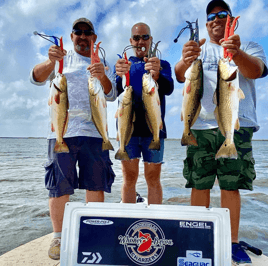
115, 56, 174, 138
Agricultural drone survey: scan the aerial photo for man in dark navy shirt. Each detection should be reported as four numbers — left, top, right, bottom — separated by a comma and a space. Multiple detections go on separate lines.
115, 22, 174, 205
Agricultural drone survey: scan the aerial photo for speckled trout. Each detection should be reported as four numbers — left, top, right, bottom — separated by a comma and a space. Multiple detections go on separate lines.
181, 59, 203, 146
88, 76, 114, 151
142, 73, 163, 150
48, 72, 69, 153
115, 86, 134, 160
214, 58, 245, 159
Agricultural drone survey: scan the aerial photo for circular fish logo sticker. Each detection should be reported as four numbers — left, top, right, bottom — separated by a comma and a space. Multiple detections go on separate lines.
118, 220, 173, 265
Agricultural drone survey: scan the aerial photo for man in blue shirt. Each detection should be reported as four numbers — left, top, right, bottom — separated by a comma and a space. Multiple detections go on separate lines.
115, 22, 174, 205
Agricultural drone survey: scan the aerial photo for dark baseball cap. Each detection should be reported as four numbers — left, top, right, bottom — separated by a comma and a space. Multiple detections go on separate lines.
72, 18, 95, 33
206, 0, 232, 16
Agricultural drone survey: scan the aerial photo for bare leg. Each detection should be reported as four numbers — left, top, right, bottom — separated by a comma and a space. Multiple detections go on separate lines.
191, 188, 210, 208
121, 159, 139, 203
49, 195, 70, 233
86, 190, 104, 202
144, 162, 162, 204
221, 189, 240, 243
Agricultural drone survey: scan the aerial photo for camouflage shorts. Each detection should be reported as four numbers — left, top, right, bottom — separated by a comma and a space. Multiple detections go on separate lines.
183, 127, 256, 191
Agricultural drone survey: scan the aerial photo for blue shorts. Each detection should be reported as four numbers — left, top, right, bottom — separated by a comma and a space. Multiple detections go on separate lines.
44, 137, 115, 198
125, 137, 164, 163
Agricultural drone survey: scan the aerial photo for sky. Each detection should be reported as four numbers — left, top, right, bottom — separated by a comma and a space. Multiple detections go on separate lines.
0, 0, 268, 139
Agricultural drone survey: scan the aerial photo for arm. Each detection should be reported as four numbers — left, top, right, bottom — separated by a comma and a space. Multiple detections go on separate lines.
32, 45, 66, 83
221, 35, 265, 79
174, 39, 206, 83
157, 60, 174, 96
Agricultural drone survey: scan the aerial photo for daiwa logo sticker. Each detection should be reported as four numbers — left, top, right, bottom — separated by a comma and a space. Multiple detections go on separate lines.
118, 220, 173, 266
177, 250, 211, 266
83, 219, 113, 226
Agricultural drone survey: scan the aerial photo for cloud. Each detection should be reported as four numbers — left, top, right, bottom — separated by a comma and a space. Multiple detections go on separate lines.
0, 0, 268, 139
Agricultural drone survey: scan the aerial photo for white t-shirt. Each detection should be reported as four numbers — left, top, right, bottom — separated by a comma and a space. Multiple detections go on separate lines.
30, 50, 117, 139
185, 41, 267, 132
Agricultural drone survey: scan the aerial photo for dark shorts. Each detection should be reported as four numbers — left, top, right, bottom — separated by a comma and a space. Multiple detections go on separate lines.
125, 137, 164, 163
44, 137, 115, 197
183, 128, 256, 191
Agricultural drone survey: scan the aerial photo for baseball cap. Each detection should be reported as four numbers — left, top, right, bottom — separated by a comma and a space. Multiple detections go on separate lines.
72, 18, 95, 33
206, 0, 232, 16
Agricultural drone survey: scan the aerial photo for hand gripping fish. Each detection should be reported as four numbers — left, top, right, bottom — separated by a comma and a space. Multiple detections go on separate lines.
48, 37, 69, 153
88, 41, 114, 151
177, 20, 203, 146
213, 58, 245, 159
142, 41, 163, 150
115, 52, 135, 160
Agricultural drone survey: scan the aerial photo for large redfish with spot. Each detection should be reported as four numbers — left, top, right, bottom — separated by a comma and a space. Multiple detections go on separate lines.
181, 59, 203, 146
142, 73, 163, 150
48, 72, 69, 153
214, 59, 245, 159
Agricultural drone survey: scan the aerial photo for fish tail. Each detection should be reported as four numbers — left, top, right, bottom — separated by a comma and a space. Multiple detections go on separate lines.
102, 140, 114, 151
148, 139, 160, 150
181, 131, 198, 146
215, 141, 237, 159
115, 149, 130, 161
54, 140, 69, 153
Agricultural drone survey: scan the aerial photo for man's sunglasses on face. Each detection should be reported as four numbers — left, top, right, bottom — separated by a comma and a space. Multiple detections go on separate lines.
72, 29, 95, 36
207, 11, 230, 22
132, 34, 150, 41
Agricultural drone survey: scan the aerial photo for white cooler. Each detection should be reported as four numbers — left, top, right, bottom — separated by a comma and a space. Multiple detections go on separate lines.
60, 202, 231, 266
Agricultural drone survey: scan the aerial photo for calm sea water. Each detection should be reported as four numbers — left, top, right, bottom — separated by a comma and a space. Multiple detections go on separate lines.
0, 138, 267, 256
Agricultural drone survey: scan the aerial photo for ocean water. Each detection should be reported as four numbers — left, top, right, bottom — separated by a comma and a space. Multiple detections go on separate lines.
0, 138, 267, 256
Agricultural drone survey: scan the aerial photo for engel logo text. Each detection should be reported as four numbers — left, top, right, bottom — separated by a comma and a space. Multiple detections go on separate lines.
180, 221, 211, 229
83, 219, 114, 226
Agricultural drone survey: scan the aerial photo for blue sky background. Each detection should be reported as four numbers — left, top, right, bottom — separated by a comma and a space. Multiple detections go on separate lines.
0, 0, 268, 139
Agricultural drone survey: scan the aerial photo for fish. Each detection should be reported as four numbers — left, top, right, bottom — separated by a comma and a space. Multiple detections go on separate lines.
214, 58, 245, 159
88, 76, 114, 151
181, 59, 203, 146
142, 72, 163, 150
137, 231, 152, 253
115, 85, 134, 160
48, 72, 69, 153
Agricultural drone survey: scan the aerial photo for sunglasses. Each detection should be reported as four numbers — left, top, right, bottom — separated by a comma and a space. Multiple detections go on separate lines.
132, 34, 150, 41
207, 11, 230, 22
72, 29, 95, 36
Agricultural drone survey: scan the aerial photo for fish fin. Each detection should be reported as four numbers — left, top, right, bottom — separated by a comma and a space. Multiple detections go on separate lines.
102, 98, 107, 108
215, 141, 237, 159
54, 140, 69, 153
62, 112, 69, 136
181, 130, 198, 146
54, 91, 61, 104
119, 107, 124, 117
160, 120, 163, 130
149, 139, 161, 150
213, 90, 218, 105
238, 88, 245, 100
190, 104, 201, 127
234, 118, 240, 131
102, 139, 114, 151
51, 123, 55, 132
132, 111, 136, 122
116, 132, 119, 142
115, 149, 130, 160
181, 111, 183, 121
115, 109, 119, 118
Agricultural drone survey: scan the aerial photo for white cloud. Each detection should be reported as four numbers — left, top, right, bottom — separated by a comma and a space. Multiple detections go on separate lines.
0, 0, 268, 139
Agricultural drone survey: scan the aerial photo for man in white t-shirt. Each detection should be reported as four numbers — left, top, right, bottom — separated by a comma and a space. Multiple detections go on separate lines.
174, 0, 267, 264
30, 18, 116, 260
